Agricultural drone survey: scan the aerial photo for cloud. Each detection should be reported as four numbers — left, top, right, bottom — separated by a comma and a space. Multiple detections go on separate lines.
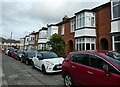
1, 0, 109, 40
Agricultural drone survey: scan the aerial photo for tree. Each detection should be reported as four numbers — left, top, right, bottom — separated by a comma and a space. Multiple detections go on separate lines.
49, 34, 65, 56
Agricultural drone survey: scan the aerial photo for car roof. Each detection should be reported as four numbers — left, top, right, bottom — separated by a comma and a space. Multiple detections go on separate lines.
38, 51, 55, 53
70, 50, 109, 54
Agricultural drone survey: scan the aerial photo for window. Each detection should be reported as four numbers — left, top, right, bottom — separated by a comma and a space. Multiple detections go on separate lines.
71, 54, 90, 66
91, 44, 95, 50
86, 43, 90, 50
75, 38, 95, 51
61, 24, 64, 35
76, 12, 85, 29
89, 55, 103, 69
112, 0, 120, 19
91, 17, 94, 26
100, 60, 120, 75
71, 19, 75, 32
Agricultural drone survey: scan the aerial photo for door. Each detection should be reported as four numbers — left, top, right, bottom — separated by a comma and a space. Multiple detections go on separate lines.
71, 54, 90, 86
87, 55, 120, 86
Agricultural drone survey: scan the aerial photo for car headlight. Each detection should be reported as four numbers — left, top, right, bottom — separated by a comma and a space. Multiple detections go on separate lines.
46, 61, 54, 66
19, 55, 22, 58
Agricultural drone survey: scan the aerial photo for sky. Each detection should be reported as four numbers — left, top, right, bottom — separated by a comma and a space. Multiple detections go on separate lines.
1, 0, 110, 40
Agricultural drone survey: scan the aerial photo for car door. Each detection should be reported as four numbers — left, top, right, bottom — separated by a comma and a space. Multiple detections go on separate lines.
70, 53, 91, 86
36, 53, 43, 70
87, 54, 120, 86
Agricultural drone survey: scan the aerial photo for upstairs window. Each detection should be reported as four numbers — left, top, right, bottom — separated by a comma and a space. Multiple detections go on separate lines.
112, 0, 120, 19
76, 12, 85, 29
61, 24, 64, 35
71, 19, 75, 32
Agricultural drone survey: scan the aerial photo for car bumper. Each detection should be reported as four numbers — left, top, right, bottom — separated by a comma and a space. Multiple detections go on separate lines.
46, 69, 62, 73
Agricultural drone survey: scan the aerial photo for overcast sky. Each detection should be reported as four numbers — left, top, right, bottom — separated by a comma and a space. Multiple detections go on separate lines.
1, 0, 109, 40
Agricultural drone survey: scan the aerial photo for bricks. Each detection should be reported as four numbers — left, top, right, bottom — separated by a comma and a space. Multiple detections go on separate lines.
58, 17, 75, 57
95, 2, 112, 50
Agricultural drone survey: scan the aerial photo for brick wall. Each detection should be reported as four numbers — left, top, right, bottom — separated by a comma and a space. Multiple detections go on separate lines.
95, 3, 112, 50
58, 19, 75, 57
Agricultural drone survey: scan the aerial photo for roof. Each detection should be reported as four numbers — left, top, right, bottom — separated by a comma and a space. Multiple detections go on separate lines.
0, 37, 6, 42
39, 27, 48, 31
47, 24, 58, 27
75, 9, 92, 15
0, 37, 20, 43
92, 2, 111, 11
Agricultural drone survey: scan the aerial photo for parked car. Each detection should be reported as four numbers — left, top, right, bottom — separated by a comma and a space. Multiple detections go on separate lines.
105, 51, 120, 60
7, 48, 14, 56
11, 49, 17, 58
15, 50, 25, 60
5, 48, 10, 55
32, 51, 64, 74
62, 50, 120, 87
21, 50, 37, 65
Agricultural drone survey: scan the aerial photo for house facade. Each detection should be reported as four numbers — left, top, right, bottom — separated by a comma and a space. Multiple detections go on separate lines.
28, 32, 35, 50
58, 15, 75, 56
47, 24, 58, 50
111, 0, 120, 53
38, 27, 48, 51
24, 35, 29, 50
20, 38, 25, 50
0, 37, 20, 50
94, 2, 112, 50
75, 10, 96, 51
34, 32, 39, 50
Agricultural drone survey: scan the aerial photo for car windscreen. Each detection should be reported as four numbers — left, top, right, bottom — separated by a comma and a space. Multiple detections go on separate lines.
42, 52, 58, 59
28, 51, 36, 57
112, 52, 120, 60
102, 54, 120, 67
18, 51, 24, 54
9, 48, 14, 51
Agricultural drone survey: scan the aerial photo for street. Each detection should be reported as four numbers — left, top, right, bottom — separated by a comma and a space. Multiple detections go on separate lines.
1, 53, 64, 86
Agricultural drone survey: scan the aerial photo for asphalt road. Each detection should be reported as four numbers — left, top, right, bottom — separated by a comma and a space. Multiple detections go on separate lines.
1, 53, 64, 87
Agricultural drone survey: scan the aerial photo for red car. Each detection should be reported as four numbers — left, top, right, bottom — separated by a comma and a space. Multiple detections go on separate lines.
62, 50, 120, 87
11, 49, 17, 58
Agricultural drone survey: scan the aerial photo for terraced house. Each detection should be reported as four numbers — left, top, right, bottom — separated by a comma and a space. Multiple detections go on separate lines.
94, 2, 112, 50
111, 0, 120, 53
20, 1, 120, 55
38, 27, 48, 51
57, 15, 75, 56
75, 9, 96, 51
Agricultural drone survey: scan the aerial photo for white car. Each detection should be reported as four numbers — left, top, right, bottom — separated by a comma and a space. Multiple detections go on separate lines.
32, 51, 64, 74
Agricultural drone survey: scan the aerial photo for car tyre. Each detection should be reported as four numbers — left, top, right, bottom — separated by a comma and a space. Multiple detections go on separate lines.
32, 61, 35, 69
42, 65, 46, 74
25, 60, 29, 65
64, 73, 74, 87
21, 58, 23, 63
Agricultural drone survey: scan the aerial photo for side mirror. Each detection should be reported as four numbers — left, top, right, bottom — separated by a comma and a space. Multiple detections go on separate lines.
103, 65, 109, 76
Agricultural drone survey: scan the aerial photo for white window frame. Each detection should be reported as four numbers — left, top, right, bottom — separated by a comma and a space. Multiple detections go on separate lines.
70, 19, 75, 32
61, 24, 64, 35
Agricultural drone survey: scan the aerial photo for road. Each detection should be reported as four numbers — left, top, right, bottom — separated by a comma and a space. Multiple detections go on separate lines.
1, 53, 64, 87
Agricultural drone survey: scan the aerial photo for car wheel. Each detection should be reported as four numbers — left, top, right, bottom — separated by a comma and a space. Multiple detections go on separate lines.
42, 65, 46, 74
25, 60, 29, 65
32, 61, 35, 69
64, 73, 74, 87
20, 58, 23, 63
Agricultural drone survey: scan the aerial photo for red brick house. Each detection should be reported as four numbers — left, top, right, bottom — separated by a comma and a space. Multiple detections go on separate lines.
93, 2, 112, 50
34, 32, 39, 50
57, 15, 75, 56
